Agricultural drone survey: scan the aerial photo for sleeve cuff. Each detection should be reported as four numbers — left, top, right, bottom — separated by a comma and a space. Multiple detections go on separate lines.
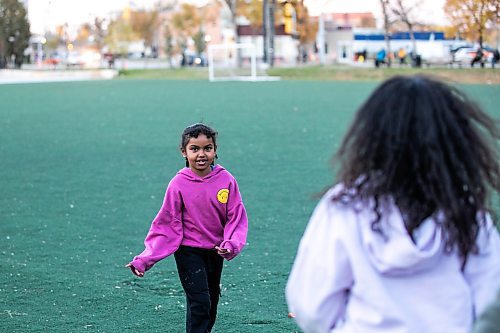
130, 258, 147, 273
219, 241, 237, 260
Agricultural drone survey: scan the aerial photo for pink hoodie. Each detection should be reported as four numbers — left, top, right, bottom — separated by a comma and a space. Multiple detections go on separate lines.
130, 165, 248, 273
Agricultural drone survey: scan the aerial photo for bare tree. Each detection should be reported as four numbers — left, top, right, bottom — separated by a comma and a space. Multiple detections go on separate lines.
379, 0, 393, 66
164, 25, 174, 67
93, 17, 107, 51
222, 0, 239, 44
391, 0, 424, 65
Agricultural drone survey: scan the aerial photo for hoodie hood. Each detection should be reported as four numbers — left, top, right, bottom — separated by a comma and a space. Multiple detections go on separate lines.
358, 201, 444, 277
177, 164, 226, 182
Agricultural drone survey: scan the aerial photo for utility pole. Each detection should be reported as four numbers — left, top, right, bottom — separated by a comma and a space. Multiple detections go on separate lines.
263, 0, 275, 67
263, 0, 268, 64
496, 3, 499, 50
269, 0, 275, 67
317, 0, 332, 65
317, 12, 325, 65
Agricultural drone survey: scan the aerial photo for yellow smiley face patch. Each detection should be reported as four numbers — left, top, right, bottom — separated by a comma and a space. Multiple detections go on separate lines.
217, 189, 229, 204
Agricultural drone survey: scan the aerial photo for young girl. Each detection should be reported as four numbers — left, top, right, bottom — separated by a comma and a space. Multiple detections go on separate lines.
127, 123, 248, 333
286, 75, 500, 333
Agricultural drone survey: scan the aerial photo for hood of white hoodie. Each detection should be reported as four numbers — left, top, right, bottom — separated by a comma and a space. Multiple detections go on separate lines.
357, 200, 444, 277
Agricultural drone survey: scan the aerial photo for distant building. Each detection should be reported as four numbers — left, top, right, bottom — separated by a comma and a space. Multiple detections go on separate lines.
311, 12, 466, 64
325, 28, 467, 64
321, 12, 377, 29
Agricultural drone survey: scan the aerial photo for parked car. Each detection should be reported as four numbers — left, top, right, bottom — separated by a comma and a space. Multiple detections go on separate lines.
483, 46, 498, 63
66, 51, 85, 68
65, 50, 101, 68
194, 53, 208, 67
43, 57, 62, 67
181, 50, 208, 67
43, 51, 65, 68
451, 46, 494, 65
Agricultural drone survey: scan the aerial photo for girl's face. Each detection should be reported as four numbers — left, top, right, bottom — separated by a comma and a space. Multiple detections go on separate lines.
181, 134, 217, 177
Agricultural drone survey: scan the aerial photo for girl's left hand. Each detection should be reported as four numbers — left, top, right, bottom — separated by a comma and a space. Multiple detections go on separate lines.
215, 246, 231, 255
125, 263, 144, 277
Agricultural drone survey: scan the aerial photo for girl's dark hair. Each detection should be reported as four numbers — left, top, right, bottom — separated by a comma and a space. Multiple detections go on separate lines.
180, 123, 218, 167
334, 75, 499, 265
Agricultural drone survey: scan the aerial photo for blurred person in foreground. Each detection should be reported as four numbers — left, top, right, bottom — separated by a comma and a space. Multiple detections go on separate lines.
286, 75, 500, 333
472, 289, 500, 333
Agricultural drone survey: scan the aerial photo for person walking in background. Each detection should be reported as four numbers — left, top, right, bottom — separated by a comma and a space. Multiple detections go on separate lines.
492, 48, 500, 69
286, 75, 500, 333
471, 47, 484, 68
398, 47, 407, 65
375, 48, 386, 67
127, 123, 248, 333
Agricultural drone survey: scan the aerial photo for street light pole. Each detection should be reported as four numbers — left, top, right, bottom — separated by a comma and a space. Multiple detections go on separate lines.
318, 12, 325, 65
263, 0, 276, 67
8, 36, 15, 67
263, 0, 268, 64
269, 0, 275, 67
317, 0, 333, 65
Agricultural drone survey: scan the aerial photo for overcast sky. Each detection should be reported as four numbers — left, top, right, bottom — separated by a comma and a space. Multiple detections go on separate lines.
27, 0, 448, 34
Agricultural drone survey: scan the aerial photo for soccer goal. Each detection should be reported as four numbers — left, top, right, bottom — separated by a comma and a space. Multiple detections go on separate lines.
207, 43, 280, 82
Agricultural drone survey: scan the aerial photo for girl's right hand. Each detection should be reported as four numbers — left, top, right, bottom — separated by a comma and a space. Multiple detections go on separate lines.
215, 246, 231, 255
125, 263, 144, 277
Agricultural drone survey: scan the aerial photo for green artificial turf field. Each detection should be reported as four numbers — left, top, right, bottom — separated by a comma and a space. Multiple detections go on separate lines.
1, 79, 499, 332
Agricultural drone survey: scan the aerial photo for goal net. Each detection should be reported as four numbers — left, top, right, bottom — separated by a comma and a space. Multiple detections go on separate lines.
207, 43, 280, 82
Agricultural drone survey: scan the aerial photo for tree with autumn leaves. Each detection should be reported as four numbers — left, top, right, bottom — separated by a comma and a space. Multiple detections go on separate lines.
37, 0, 500, 66
287, 0, 317, 46
105, 7, 161, 57
167, 0, 315, 65
238, 0, 315, 44
0, 0, 30, 68
171, 4, 201, 53
445, 0, 499, 47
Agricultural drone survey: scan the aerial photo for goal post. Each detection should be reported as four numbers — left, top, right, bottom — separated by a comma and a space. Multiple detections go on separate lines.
207, 43, 280, 82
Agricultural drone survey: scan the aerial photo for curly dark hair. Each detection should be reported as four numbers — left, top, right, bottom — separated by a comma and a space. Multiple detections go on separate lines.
333, 75, 499, 265
180, 123, 218, 167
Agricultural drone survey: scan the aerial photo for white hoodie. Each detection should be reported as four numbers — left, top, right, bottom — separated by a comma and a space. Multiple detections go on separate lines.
286, 187, 500, 333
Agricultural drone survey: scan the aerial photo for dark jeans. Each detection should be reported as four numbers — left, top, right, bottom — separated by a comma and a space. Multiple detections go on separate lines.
174, 246, 224, 333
